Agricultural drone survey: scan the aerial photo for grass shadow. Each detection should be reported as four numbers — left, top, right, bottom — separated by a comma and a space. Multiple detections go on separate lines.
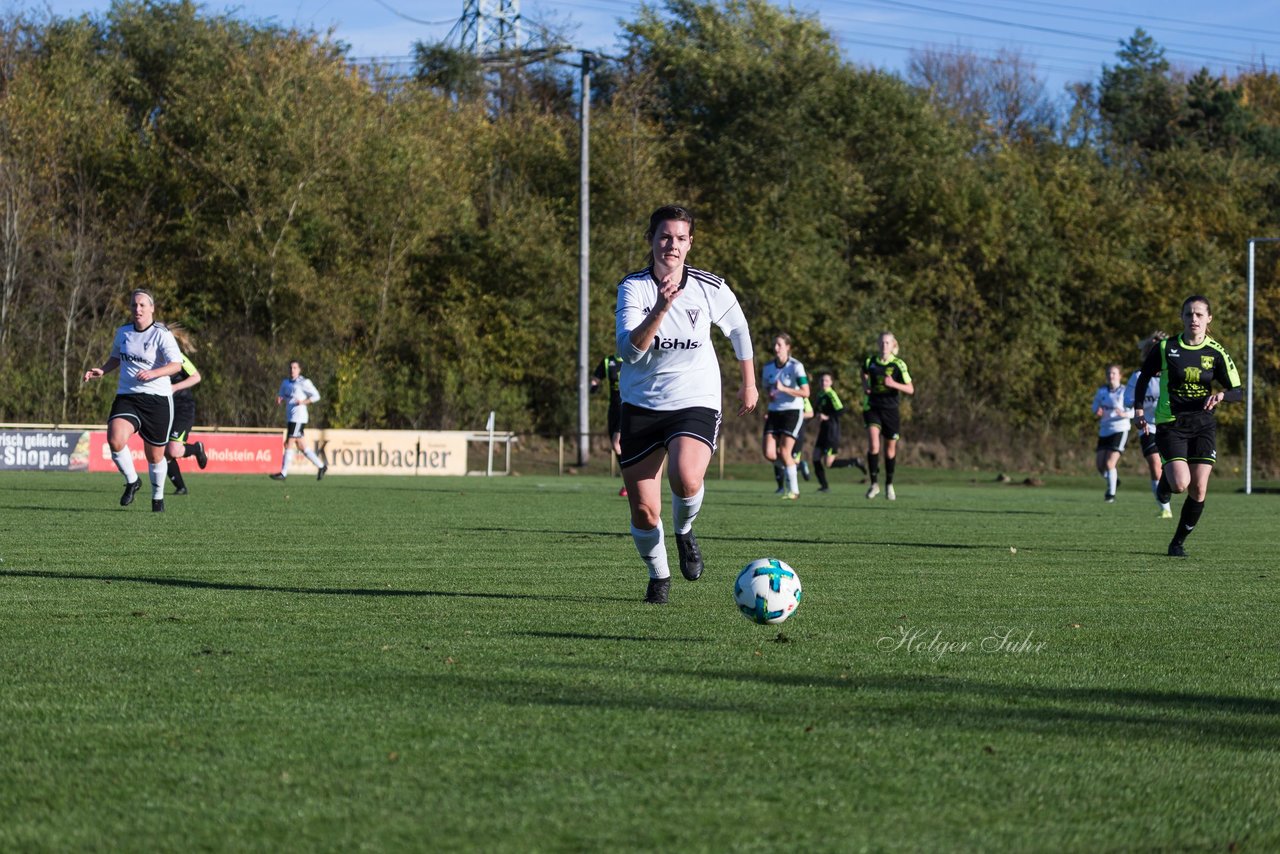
0, 568, 632, 603
450, 661, 1280, 749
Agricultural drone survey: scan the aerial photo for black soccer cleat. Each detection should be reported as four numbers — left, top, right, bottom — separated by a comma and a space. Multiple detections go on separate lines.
269, 472, 286, 480
644, 577, 671, 605
152, 499, 165, 513
1167, 541, 1187, 557
120, 479, 142, 507
174, 486, 188, 495
675, 531, 704, 581
317, 464, 327, 481
194, 441, 208, 469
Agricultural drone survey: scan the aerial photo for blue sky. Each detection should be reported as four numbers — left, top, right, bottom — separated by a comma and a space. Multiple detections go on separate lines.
26, 0, 1280, 97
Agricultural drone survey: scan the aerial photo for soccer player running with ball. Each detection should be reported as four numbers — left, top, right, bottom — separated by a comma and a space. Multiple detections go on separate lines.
1131, 296, 1242, 557
615, 205, 757, 605
82, 289, 185, 512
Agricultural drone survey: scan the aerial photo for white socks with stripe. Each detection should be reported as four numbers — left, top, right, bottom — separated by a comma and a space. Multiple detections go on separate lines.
631, 522, 670, 580
672, 486, 705, 536
111, 448, 138, 484
149, 462, 167, 499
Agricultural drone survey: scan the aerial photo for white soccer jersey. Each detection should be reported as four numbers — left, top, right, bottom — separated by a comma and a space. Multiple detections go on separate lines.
1123, 372, 1160, 434
615, 266, 753, 412
110, 322, 182, 395
763, 358, 807, 412
1091, 383, 1131, 437
279, 376, 321, 424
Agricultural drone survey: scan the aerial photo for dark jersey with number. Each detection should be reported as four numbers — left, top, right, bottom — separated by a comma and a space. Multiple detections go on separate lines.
1139, 335, 1240, 424
861, 356, 912, 411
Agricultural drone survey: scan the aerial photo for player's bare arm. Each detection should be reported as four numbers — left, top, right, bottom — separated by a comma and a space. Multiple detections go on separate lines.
737, 361, 758, 416
83, 357, 121, 382
136, 360, 184, 383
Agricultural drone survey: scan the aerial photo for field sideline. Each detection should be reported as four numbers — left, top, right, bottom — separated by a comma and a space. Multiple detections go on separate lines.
1, 469, 1277, 851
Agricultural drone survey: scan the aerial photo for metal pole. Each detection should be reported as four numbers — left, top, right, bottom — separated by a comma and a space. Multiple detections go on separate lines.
1247, 240, 1255, 495
577, 52, 592, 466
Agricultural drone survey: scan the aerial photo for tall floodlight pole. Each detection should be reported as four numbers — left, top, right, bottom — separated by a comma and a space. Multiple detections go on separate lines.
577, 52, 593, 466
1245, 238, 1279, 495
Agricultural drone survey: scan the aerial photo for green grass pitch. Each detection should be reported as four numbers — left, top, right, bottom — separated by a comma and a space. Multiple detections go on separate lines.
1, 468, 1277, 851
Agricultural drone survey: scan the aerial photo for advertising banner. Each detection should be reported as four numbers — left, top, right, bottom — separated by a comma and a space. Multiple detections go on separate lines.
318, 429, 467, 476
0, 430, 91, 471
86, 431, 284, 475
4, 428, 473, 477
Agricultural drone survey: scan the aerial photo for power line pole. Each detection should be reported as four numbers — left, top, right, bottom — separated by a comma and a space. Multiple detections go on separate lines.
577, 52, 594, 466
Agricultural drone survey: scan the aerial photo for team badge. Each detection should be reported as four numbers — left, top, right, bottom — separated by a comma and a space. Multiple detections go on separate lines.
1201, 355, 1214, 370
686, 309, 700, 327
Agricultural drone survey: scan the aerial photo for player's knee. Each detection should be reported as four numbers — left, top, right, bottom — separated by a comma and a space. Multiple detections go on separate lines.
671, 476, 704, 499
631, 504, 661, 529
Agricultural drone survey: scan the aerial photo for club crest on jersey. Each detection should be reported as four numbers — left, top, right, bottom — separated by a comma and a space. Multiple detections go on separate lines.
1201, 355, 1214, 370
685, 309, 700, 327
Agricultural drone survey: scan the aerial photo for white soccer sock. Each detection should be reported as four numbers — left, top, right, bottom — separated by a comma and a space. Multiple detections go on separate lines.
111, 448, 138, 484
1106, 469, 1118, 495
303, 448, 324, 468
281, 450, 293, 476
1150, 479, 1160, 498
672, 486, 705, 536
631, 522, 670, 580
149, 461, 167, 500
786, 465, 799, 494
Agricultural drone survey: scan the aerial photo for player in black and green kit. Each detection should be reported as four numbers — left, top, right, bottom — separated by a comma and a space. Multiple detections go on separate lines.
591, 353, 626, 496
1132, 296, 1242, 557
811, 372, 844, 492
165, 326, 208, 494
861, 332, 914, 500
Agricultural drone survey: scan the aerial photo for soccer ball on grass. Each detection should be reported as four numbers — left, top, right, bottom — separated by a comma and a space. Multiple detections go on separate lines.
733, 558, 802, 625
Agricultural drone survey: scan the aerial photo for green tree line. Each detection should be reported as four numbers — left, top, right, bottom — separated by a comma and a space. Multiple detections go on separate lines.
2, 0, 1277, 472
